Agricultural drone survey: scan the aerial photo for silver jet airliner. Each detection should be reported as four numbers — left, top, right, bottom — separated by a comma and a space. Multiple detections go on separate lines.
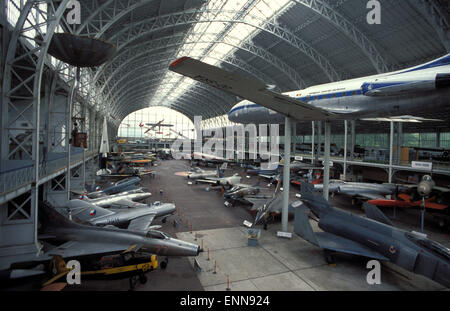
169, 54, 450, 122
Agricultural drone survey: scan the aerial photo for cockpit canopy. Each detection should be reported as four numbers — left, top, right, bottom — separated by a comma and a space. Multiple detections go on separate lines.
406, 232, 450, 260
146, 230, 170, 239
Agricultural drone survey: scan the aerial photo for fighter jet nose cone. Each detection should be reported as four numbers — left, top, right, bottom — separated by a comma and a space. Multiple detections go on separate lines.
418, 181, 433, 197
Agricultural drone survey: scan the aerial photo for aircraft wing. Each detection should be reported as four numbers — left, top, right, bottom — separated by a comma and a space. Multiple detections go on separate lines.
127, 214, 157, 233
196, 178, 219, 184
354, 193, 386, 200
294, 204, 388, 261
258, 174, 276, 180
169, 57, 335, 121
361, 116, 444, 123
112, 198, 142, 208
316, 232, 389, 261
137, 171, 153, 177
245, 197, 270, 211
363, 203, 394, 226
434, 186, 450, 193
46, 241, 129, 259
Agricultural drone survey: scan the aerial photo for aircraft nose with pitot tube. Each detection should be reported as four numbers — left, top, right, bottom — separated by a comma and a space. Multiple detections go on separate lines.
38, 202, 201, 258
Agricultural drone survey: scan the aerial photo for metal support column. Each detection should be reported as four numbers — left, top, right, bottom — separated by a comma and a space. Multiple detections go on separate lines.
282, 117, 291, 233
323, 121, 331, 201
437, 129, 441, 148
343, 120, 348, 181
397, 122, 403, 165
389, 121, 394, 183
66, 70, 78, 201
292, 122, 296, 157
350, 121, 356, 161
317, 121, 322, 160
82, 148, 86, 188
311, 122, 315, 164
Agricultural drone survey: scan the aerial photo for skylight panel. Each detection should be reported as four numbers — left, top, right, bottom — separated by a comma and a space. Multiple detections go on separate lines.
152, 0, 292, 115
210, 43, 234, 58
227, 23, 254, 41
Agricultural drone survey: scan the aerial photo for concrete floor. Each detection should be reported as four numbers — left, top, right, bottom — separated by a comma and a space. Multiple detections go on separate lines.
64, 159, 449, 291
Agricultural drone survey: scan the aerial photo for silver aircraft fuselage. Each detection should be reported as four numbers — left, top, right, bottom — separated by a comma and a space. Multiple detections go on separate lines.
314, 180, 399, 198
68, 199, 175, 228
82, 189, 152, 207
90, 204, 175, 227
44, 208, 199, 257
228, 54, 450, 124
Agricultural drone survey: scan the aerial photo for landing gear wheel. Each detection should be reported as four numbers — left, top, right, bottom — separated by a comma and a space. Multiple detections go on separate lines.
160, 258, 169, 269
263, 223, 268, 230
129, 276, 138, 291
139, 274, 147, 285
162, 218, 167, 224
324, 251, 336, 265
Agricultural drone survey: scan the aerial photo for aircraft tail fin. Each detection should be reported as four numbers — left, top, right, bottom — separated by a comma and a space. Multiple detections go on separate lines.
363, 203, 394, 226
300, 182, 332, 216
293, 204, 319, 246
66, 200, 113, 221
38, 201, 79, 232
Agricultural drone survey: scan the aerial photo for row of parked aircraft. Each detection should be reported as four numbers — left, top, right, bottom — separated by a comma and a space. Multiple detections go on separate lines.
177, 156, 450, 288
0, 176, 201, 289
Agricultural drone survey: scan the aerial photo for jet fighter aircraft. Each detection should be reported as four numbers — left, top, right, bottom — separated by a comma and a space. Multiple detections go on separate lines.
83, 177, 141, 199
78, 188, 152, 208
294, 182, 450, 288
223, 182, 262, 206
245, 181, 298, 228
313, 180, 406, 201
176, 163, 227, 181
39, 201, 200, 258
196, 173, 242, 189
67, 199, 176, 229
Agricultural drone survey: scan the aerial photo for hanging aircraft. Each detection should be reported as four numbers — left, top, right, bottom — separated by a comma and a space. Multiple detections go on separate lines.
169, 54, 450, 123
294, 182, 450, 288
139, 120, 174, 135
169, 128, 191, 140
